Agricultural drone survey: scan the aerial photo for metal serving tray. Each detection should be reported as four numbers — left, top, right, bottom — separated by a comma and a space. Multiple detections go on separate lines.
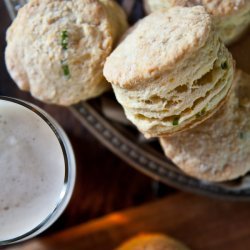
5, 0, 250, 200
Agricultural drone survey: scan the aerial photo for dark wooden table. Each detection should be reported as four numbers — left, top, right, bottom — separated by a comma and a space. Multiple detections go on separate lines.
6, 193, 250, 250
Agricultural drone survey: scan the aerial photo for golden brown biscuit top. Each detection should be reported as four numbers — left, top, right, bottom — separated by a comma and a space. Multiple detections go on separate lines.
104, 6, 211, 89
11, 0, 113, 52
164, 0, 249, 17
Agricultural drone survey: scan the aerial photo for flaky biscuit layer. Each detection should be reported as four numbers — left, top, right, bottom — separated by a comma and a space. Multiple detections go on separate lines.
104, 7, 234, 137
160, 70, 250, 182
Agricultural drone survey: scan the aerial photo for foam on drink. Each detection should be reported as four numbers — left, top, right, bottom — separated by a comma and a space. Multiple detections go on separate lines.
0, 100, 65, 241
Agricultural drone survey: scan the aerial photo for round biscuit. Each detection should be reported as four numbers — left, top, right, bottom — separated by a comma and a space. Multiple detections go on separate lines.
5, 0, 128, 105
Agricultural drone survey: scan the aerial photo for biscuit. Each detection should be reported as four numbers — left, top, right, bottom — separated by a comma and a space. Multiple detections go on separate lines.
5, 0, 128, 106
160, 70, 250, 182
104, 6, 234, 138
116, 234, 190, 250
144, 0, 250, 45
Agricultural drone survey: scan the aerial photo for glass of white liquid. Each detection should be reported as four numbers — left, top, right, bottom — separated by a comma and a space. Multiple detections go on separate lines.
0, 96, 76, 245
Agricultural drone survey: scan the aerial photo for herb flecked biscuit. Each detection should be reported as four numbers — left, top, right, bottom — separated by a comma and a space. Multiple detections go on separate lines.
116, 234, 190, 250
5, 0, 128, 106
144, 0, 250, 45
104, 6, 234, 138
160, 70, 250, 182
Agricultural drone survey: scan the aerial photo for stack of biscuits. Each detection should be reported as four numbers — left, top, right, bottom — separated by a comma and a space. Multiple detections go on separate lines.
5, 0, 250, 182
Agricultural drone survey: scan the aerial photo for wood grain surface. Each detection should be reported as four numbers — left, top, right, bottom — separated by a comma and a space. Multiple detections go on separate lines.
5, 193, 250, 250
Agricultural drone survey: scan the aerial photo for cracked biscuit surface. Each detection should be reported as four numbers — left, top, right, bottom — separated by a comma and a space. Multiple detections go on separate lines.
5, 0, 128, 105
144, 0, 250, 45
104, 6, 234, 138
160, 70, 250, 182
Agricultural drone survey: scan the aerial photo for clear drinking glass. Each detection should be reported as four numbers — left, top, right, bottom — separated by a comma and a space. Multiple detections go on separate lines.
0, 96, 76, 245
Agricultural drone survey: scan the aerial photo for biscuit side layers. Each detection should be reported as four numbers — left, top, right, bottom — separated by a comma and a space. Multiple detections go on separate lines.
104, 7, 234, 138
215, 5, 250, 45
113, 41, 234, 137
160, 70, 250, 182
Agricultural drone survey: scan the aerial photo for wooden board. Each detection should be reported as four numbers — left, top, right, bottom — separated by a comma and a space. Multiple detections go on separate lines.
5, 193, 250, 250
